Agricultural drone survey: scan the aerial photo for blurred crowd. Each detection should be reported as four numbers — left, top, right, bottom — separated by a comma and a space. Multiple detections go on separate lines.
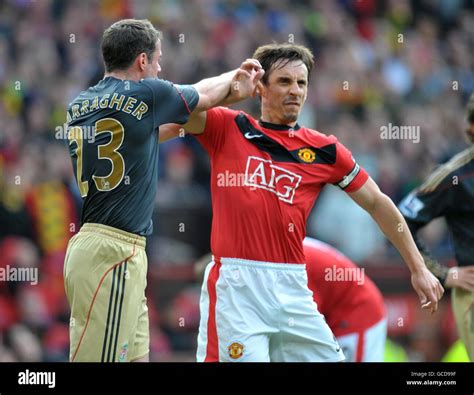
0, 0, 472, 361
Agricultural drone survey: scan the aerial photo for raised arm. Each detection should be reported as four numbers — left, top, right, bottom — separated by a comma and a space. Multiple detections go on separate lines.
193, 58, 263, 111
348, 177, 444, 313
159, 59, 264, 142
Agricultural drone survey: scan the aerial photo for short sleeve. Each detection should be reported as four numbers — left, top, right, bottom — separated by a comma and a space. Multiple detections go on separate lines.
399, 182, 454, 226
194, 107, 232, 155
328, 138, 369, 193
398, 177, 455, 283
141, 79, 199, 127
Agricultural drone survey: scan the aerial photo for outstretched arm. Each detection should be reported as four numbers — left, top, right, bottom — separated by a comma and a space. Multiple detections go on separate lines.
349, 177, 444, 313
159, 59, 264, 142
193, 58, 263, 112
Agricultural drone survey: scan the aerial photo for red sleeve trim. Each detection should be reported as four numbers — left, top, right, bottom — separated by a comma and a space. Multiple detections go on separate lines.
173, 85, 192, 114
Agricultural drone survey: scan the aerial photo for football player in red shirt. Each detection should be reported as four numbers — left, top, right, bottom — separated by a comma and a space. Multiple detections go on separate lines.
161, 43, 443, 362
303, 237, 386, 362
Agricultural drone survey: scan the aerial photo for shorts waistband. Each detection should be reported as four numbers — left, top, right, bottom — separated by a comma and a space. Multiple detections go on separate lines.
216, 257, 305, 271
80, 223, 146, 249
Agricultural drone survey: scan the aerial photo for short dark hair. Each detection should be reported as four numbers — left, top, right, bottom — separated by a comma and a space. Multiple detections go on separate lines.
101, 19, 162, 72
252, 43, 314, 85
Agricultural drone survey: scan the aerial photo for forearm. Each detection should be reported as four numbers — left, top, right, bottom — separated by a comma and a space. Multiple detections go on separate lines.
158, 124, 184, 143
193, 70, 236, 111
218, 79, 251, 106
370, 193, 427, 274
350, 179, 443, 310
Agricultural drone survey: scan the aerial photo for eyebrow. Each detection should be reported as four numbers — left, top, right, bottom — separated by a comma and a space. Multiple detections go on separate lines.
277, 76, 307, 84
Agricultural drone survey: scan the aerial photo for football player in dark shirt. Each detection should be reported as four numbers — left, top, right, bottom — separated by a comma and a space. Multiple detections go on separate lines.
399, 94, 474, 361
64, 19, 263, 362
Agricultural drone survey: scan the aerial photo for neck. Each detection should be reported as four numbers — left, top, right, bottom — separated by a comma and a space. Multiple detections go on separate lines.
260, 113, 297, 128
104, 69, 142, 82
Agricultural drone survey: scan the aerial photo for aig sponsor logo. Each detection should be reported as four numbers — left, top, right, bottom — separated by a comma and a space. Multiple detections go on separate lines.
244, 156, 302, 204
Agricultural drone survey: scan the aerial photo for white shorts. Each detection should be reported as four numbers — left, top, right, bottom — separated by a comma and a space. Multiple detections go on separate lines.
196, 257, 345, 362
335, 318, 387, 362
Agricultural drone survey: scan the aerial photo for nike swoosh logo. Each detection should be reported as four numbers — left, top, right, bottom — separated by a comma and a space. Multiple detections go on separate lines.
244, 132, 263, 139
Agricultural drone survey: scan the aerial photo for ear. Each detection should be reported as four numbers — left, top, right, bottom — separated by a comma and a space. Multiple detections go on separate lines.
256, 81, 265, 97
137, 53, 148, 72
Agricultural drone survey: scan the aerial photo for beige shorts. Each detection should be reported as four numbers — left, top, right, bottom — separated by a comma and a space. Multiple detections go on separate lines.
452, 287, 474, 362
64, 223, 149, 362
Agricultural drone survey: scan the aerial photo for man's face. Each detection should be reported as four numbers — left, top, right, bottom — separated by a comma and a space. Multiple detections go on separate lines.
259, 60, 308, 125
143, 39, 162, 78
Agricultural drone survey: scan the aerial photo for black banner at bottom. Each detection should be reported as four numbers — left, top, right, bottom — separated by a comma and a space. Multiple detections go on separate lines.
0, 362, 472, 394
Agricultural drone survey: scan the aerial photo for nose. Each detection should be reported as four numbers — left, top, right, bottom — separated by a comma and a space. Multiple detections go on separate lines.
289, 81, 302, 97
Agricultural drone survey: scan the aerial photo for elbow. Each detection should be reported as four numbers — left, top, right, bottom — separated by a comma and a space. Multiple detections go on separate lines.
366, 191, 388, 216
195, 94, 212, 112
364, 200, 377, 215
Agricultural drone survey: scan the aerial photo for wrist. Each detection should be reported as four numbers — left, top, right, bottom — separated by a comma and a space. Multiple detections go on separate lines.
408, 257, 427, 275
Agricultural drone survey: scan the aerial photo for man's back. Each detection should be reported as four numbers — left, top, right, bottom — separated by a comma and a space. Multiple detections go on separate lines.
303, 238, 385, 335
67, 76, 197, 235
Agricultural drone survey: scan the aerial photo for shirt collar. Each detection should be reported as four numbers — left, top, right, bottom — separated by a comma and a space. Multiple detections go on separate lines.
258, 119, 301, 131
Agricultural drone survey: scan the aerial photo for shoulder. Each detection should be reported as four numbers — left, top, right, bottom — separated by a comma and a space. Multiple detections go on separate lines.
207, 106, 245, 124
139, 78, 197, 97
136, 78, 187, 109
298, 127, 351, 167
419, 146, 474, 194
299, 127, 339, 147
138, 78, 172, 94
67, 87, 97, 117
68, 86, 91, 107
209, 106, 242, 118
